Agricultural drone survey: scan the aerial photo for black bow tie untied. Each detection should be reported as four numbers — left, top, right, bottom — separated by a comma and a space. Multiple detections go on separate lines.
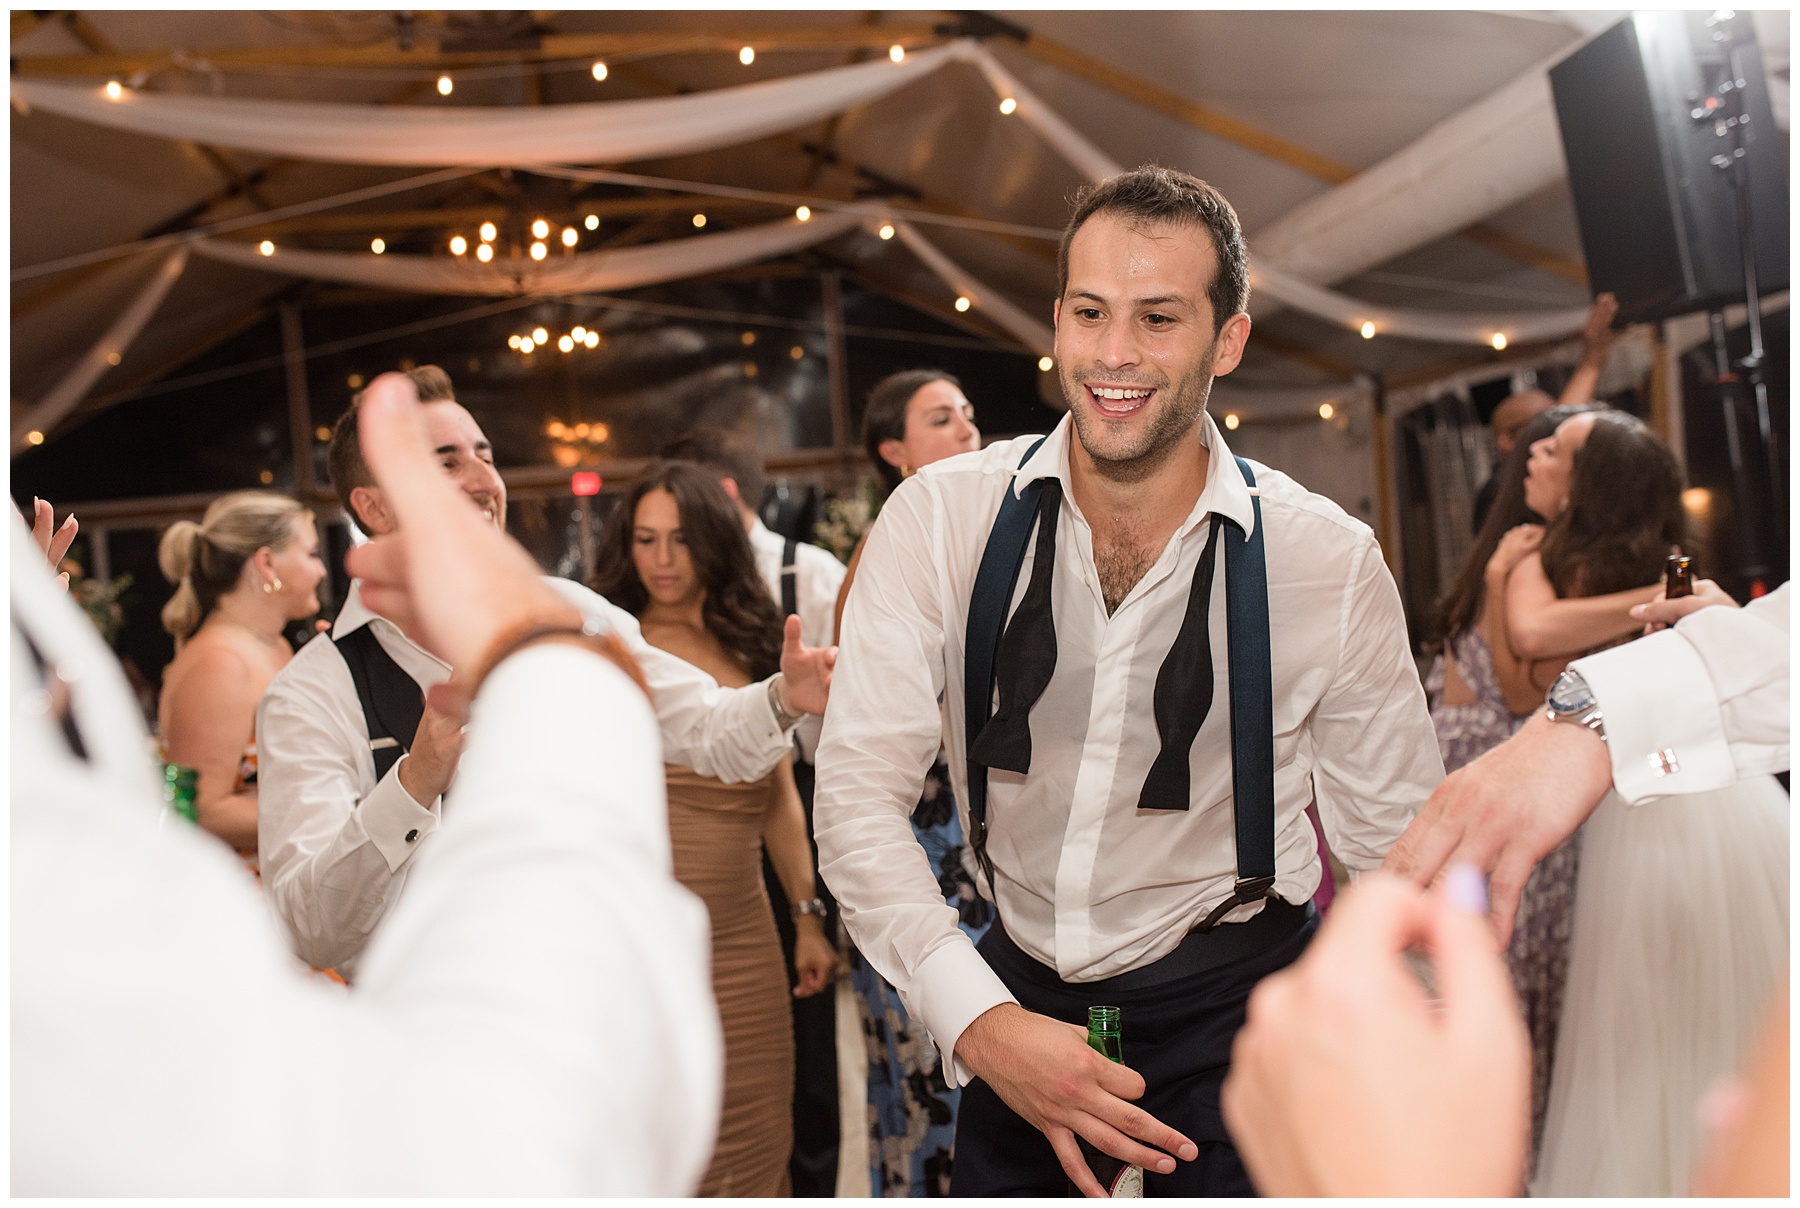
968, 493, 1228, 813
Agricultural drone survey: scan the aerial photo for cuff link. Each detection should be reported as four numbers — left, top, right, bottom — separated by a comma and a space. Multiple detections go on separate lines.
1649, 748, 1681, 778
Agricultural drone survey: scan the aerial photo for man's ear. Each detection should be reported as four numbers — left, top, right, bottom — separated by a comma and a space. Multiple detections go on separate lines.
718, 477, 741, 504
1209, 311, 1254, 378
348, 484, 394, 535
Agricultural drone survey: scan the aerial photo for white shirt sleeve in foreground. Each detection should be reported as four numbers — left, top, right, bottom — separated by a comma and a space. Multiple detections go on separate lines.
1573, 582, 1789, 803
14, 585, 720, 1195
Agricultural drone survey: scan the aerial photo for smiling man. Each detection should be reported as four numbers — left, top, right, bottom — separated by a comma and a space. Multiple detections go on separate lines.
814, 167, 1441, 1196
258, 366, 834, 978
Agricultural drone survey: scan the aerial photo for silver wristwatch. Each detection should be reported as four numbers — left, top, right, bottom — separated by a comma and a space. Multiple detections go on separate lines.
792, 897, 827, 921
1544, 669, 1606, 740
767, 674, 804, 730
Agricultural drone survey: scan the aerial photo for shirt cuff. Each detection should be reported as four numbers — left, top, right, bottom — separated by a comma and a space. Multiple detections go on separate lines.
908, 937, 1019, 1090
361, 756, 442, 872
1573, 629, 1735, 804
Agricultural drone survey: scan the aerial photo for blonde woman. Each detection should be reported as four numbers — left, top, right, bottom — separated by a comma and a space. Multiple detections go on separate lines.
158, 491, 327, 856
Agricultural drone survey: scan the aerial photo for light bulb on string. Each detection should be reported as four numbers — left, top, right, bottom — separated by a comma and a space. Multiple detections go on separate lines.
692, 213, 707, 229
370, 237, 386, 254
889, 45, 905, 63
795, 205, 811, 222
999, 97, 1017, 115
436, 75, 453, 96
562, 226, 578, 247
585, 330, 599, 348
1319, 402, 1335, 420
1359, 321, 1375, 339
558, 335, 575, 353
584, 214, 599, 230
258, 240, 276, 256
530, 241, 547, 261
591, 61, 608, 81
479, 221, 497, 242
475, 243, 493, 262
571, 326, 588, 342
1038, 356, 1054, 372
954, 296, 972, 312
739, 46, 755, 65
1490, 332, 1508, 350
533, 327, 548, 345
104, 80, 125, 101
449, 235, 468, 256
877, 223, 895, 240
531, 218, 549, 239
1225, 413, 1241, 430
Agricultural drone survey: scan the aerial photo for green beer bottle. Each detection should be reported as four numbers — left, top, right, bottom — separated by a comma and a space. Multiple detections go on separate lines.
163, 763, 199, 825
1068, 1006, 1145, 1197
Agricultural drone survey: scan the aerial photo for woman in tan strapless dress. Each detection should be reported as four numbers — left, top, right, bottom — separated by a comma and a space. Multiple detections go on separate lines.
593, 462, 838, 1197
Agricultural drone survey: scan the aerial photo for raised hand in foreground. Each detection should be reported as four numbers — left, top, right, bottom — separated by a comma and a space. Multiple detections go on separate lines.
30, 497, 78, 589
344, 372, 584, 718
1221, 868, 1529, 1196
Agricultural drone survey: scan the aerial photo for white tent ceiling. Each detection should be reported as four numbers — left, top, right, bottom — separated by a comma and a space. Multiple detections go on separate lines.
10, 8, 1792, 445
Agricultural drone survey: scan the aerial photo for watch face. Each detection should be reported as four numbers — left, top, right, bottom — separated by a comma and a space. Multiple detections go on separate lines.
1548, 671, 1596, 715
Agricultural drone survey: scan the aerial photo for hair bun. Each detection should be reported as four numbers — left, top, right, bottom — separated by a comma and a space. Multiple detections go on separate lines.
157, 518, 205, 584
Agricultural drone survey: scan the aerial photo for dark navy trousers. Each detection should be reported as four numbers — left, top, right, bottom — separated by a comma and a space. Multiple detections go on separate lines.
947, 911, 1317, 1197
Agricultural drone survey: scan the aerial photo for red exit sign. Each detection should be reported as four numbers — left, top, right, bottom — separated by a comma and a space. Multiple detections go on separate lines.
571, 471, 601, 497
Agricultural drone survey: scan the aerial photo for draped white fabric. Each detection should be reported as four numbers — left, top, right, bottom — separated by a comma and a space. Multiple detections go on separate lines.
13, 247, 189, 453
892, 220, 1055, 355
1249, 259, 1591, 346
8, 43, 970, 167
191, 212, 864, 296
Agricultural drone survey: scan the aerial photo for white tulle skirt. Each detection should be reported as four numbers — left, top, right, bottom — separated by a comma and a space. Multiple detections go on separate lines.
1531, 776, 1789, 1197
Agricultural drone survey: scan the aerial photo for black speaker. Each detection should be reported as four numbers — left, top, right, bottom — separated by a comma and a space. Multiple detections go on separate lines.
1549, 12, 1788, 325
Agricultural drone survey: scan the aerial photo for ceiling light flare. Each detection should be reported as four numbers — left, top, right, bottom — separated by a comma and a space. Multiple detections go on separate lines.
998, 97, 1018, 115
1491, 332, 1509, 350
475, 242, 493, 262
954, 296, 972, 312
519, 338, 535, 353
889, 44, 905, 63
692, 213, 707, 228
790, 345, 805, 360
436, 74, 453, 96
370, 237, 386, 254
591, 61, 608, 81
1319, 402, 1336, 420
529, 241, 547, 260
584, 330, 599, 349
561, 226, 578, 247
258, 240, 276, 256
449, 235, 468, 256
739, 46, 755, 65
571, 326, 587, 341
533, 327, 549, 345
1359, 320, 1376, 339
558, 335, 575, 353
479, 221, 497, 242
103, 80, 124, 101
26, 430, 44, 445
878, 223, 895, 240
1038, 356, 1054, 372
795, 205, 811, 222
1225, 413, 1241, 430
531, 218, 549, 239
584, 214, 599, 230
508, 335, 522, 350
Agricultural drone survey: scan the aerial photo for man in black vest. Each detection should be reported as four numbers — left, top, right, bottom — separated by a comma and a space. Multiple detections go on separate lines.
257, 367, 836, 978
812, 167, 1442, 1195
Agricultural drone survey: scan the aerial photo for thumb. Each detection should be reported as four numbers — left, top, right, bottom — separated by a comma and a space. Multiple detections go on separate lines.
356, 374, 470, 532
1426, 865, 1520, 1039
783, 612, 803, 652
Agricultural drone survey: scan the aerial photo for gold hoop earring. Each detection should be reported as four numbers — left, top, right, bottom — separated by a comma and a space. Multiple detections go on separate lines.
264, 576, 282, 594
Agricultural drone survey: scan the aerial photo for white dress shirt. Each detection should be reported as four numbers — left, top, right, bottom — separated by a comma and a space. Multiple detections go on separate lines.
1573, 582, 1789, 803
748, 517, 847, 762
12, 519, 720, 1194
258, 575, 794, 974
814, 413, 1442, 1084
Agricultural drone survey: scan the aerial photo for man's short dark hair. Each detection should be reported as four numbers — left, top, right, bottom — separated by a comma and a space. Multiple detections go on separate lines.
1056, 165, 1249, 335
328, 364, 456, 527
862, 369, 961, 494
658, 428, 766, 511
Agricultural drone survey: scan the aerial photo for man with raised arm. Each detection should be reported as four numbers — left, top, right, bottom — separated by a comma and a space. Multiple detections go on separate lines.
258, 366, 835, 975
813, 166, 1440, 1196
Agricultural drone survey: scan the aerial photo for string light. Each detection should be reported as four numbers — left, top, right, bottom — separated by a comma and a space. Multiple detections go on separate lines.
739, 46, 755, 65
562, 226, 578, 247
591, 61, 608, 81
508, 335, 522, 349
585, 330, 599, 348
795, 205, 811, 222
26, 430, 44, 445
532, 327, 549, 344
571, 326, 588, 341
315, 426, 332, 441
741, 331, 757, 346
475, 243, 494, 262
529, 241, 547, 260
1490, 332, 1508, 350
531, 218, 550, 239
584, 214, 599, 230
259, 470, 274, 484
692, 213, 707, 228
889, 45, 905, 63
1319, 402, 1335, 420
1037, 356, 1054, 372
347, 374, 364, 388
998, 97, 1018, 115
479, 221, 497, 242
1359, 321, 1375, 339
370, 237, 386, 254
789, 345, 805, 360
878, 223, 895, 240
558, 334, 575, 353
954, 296, 972, 312
103, 80, 124, 101
258, 240, 275, 256
449, 235, 468, 255
1225, 413, 1241, 430
436, 75, 453, 96
519, 338, 536, 353
106, 351, 121, 365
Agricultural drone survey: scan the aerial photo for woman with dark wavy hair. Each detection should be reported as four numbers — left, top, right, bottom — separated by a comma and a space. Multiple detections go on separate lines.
1505, 411, 1788, 1196
592, 461, 835, 1197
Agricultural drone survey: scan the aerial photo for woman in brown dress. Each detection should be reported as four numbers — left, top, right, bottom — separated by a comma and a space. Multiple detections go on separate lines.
593, 462, 837, 1197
